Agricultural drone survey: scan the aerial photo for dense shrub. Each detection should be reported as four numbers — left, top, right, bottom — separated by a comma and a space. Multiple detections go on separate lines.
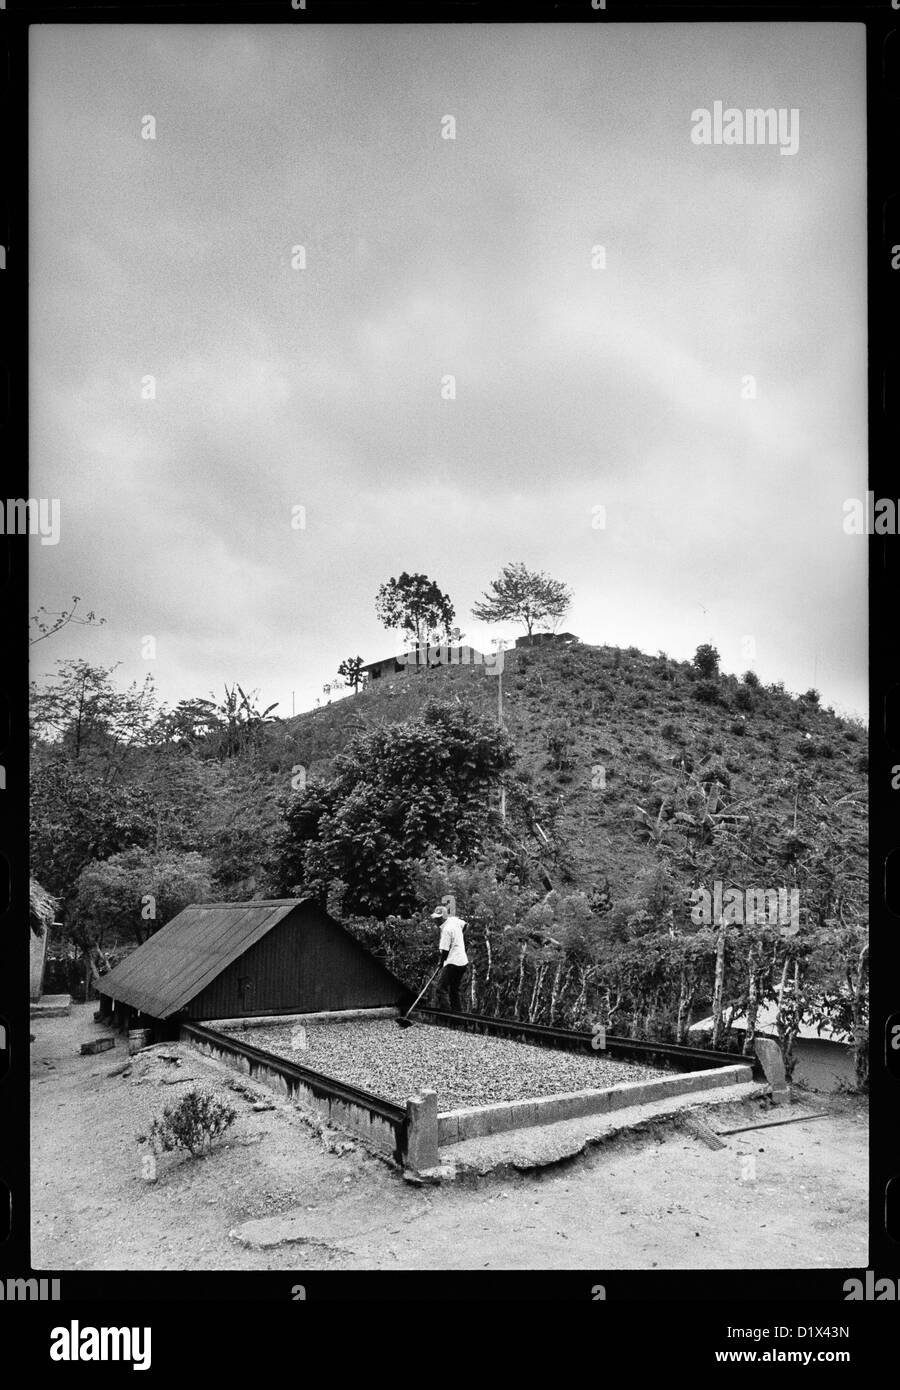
140, 1089, 236, 1158
693, 680, 723, 706
693, 644, 721, 678
733, 686, 755, 712
742, 670, 761, 688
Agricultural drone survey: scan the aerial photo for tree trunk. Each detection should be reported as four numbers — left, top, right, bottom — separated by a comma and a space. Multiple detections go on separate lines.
528, 964, 547, 1022
675, 968, 696, 1044
743, 942, 760, 1056
548, 961, 563, 1024
710, 923, 727, 1049
850, 943, 869, 1091
514, 945, 527, 1017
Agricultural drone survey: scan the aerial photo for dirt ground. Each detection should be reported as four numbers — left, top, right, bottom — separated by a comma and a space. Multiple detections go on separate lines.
31, 1005, 868, 1272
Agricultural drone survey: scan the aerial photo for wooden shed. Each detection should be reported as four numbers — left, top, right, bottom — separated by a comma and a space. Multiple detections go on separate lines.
97, 898, 407, 1034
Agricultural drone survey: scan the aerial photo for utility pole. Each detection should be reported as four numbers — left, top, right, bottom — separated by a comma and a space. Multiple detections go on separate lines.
492, 638, 507, 822
291, 690, 295, 717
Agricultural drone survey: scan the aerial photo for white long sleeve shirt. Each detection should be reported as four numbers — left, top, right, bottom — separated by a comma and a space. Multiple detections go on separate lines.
439, 916, 468, 966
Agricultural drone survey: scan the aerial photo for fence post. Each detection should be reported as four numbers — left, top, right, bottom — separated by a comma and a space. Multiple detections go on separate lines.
754, 1037, 791, 1105
404, 1089, 439, 1172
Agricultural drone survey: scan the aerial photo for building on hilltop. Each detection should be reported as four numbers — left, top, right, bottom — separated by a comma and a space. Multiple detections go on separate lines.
514, 632, 579, 649
361, 643, 486, 682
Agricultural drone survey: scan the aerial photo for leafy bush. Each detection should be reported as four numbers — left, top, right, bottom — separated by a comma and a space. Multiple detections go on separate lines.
741, 670, 761, 688
733, 686, 755, 712
730, 720, 746, 736
140, 1088, 236, 1158
692, 644, 720, 678
801, 688, 821, 705
272, 700, 513, 917
693, 679, 722, 706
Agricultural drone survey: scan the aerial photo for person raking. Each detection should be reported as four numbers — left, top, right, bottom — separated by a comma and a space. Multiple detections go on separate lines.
431, 902, 468, 1012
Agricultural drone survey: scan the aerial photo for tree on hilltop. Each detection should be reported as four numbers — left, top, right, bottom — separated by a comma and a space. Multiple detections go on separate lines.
375, 573, 455, 651
337, 656, 366, 693
471, 562, 572, 639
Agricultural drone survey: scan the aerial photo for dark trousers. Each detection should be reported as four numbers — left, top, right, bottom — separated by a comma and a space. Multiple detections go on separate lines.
435, 964, 467, 1012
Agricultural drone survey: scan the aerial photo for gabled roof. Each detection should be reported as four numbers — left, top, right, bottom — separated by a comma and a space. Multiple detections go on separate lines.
99, 899, 306, 1019
361, 644, 485, 672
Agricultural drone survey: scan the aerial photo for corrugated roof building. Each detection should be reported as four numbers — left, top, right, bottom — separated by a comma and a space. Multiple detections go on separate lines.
98, 898, 406, 1030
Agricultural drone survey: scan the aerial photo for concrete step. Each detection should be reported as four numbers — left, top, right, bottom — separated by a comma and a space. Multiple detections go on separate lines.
30, 995, 73, 1019
442, 1081, 768, 1178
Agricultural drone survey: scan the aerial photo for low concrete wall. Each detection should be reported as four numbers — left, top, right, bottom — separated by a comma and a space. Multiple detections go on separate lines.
207, 1007, 399, 1030
182, 1024, 408, 1163
437, 1064, 753, 1144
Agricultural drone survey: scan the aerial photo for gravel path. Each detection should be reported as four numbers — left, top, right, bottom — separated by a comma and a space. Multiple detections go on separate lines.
243, 1019, 662, 1110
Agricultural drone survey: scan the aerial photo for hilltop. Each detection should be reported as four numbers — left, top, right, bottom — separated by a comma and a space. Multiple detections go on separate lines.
277, 641, 867, 909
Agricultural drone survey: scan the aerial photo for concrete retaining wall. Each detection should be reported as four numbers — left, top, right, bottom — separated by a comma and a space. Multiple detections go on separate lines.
183, 1024, 406, 1162
207, 1007, 399, 1030
437, 1065, 754, 1144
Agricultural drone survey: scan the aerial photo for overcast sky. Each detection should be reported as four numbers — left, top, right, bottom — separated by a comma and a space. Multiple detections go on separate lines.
30, 23, 867, 720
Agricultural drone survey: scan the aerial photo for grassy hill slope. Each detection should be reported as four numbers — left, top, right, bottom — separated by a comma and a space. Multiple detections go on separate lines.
278, 642, 867, 908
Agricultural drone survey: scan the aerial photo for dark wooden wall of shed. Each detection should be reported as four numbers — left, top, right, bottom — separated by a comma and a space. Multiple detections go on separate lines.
186, 903, 403, 1018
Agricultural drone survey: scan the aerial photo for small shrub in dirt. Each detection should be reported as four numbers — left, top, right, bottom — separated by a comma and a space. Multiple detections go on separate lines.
140, 1088, 237, 1159
856, 752, 868, 774
733, 686, 754, 712
730, 720, 746, 736
698, 753, 731, 790
545, 720, 576, 771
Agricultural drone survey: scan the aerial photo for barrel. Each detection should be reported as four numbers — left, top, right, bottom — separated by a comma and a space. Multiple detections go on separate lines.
128, 1027, 151, 1055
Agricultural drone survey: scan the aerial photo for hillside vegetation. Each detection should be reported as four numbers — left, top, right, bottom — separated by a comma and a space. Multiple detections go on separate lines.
30, 640, 868, 1083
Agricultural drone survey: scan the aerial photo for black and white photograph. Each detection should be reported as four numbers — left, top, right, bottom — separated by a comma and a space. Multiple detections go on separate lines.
22, 18, 872, 1293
